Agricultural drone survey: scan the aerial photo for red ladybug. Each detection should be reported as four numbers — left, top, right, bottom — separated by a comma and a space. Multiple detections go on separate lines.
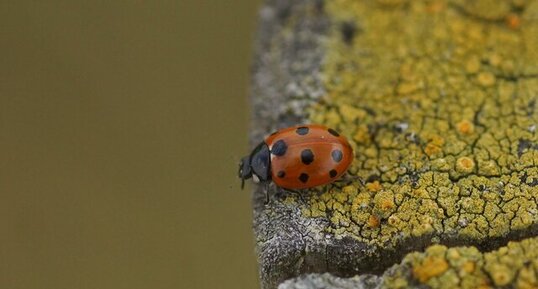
239, 124, 353, 190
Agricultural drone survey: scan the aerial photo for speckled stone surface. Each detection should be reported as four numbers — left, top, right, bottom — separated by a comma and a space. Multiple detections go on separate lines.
250, 0, 538, 288
278, 273, 380, 289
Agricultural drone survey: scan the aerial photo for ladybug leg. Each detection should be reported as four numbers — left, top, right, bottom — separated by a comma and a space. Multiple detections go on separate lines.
265, 183, 271, 205
265, 183, 290, 205
263, 182, 279, 205
260, 182, 269, 205
281, 188, 306, 204
263, 185, 307, 204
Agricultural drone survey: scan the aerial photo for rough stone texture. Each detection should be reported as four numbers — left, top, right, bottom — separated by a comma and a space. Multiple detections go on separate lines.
278, 273, 380, 289
250, 0, 538, 288
250, 0, 327, 143
282, 237, 538, 289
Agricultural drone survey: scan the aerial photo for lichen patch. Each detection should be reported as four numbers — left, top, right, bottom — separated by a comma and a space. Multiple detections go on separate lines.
298, 0, 538, 247
381, 237, 538, 289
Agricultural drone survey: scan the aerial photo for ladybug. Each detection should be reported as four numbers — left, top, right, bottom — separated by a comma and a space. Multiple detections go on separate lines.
239, 124, 353, 190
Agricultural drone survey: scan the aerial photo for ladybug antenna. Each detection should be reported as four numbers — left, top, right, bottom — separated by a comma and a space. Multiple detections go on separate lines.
238, 156, 252, 190
264, 182, 270, 204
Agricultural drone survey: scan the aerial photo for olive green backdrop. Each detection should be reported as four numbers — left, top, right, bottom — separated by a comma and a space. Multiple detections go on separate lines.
1, 1, 259, 289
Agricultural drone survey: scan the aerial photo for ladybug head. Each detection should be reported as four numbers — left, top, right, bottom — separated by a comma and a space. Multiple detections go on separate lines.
238, 142, 271, 189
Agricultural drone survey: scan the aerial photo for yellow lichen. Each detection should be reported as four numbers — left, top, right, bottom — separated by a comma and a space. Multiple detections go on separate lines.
340, 104, 366, 123
412, 255, 449, 282
465, 57, 481, 74
376, 0, 408, 6
293, 0, 538, 250
456, 157, 475, 174
517, 267, 537, 289
366, 181, 382, 192
488, 264, 513, 286
373, 191, 396, 218
397, 82, 421, 95
353, 125, 371, 144
457, 120, 474, 135
425, 143, 442, 157
426, 1, 446, 13
462, 261, 475, 274
476, 72, 496, 87
424, 135, 445, 157
381, 237, 538, 289
505, 13, 521, 30
367, 214, 381, 228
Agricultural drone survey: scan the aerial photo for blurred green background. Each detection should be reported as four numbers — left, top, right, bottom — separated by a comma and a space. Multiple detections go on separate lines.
1, 1, 260, 289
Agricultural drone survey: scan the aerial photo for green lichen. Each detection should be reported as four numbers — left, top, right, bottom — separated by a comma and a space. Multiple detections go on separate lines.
380, 236, 538, 289
297, 0, 538, 246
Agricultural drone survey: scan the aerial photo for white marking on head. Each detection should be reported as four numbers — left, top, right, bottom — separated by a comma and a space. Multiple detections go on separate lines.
252, 174, 260, 183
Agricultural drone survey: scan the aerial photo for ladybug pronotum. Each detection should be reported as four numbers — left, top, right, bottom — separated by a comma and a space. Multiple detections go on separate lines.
239, 124, 353, 190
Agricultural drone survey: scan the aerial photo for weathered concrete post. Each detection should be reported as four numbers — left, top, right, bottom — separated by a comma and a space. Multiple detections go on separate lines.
250, 0, 538, 288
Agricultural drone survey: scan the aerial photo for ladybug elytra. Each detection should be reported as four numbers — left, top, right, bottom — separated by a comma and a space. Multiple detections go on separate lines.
239, 124, 353, 190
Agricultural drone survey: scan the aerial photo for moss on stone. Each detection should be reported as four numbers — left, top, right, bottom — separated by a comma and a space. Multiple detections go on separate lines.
296, 0, 538, 247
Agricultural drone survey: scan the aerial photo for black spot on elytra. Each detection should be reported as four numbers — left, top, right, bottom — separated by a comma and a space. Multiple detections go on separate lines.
301, 149, 314, 165
277, 170, 286, 178
329, 169, 337, 178
271, 140, 287, 156
296, 126, 309, 135
331, 149, 343, 162
299, 173, 309, 183
328, 128, 340, 137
